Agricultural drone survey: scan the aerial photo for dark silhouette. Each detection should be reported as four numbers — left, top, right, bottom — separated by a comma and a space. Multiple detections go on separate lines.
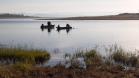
41, 23, 73, 34
56, 24, 72, 30
40, 21, 55, 33
57, 28, 72, 34
56, 24, 72, 34
66, 24, 70, 28
66, 28, 71, 33
57, 25, 61, 32
47, 21, 51, 26
41, 21, 55, 29
47, 28, 52, 33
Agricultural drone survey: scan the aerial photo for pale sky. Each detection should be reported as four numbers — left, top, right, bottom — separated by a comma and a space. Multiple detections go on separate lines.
0, 0, 139, 17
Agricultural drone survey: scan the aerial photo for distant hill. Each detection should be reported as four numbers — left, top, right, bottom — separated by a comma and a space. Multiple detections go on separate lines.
4, 13, 139, 20
39, 13, 139, 20
0, 13, 37, 18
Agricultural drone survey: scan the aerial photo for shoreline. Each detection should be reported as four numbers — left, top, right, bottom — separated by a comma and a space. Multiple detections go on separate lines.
0, 46, 139, 78
37, 13, 139, 20
1, 13, 139, 20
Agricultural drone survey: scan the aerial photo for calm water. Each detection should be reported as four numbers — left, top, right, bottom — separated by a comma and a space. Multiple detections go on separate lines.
1, 19, 139, 64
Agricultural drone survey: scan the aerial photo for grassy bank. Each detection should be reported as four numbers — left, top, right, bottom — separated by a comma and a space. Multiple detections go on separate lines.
0, 48, 50, 65
1, 46, 139, 78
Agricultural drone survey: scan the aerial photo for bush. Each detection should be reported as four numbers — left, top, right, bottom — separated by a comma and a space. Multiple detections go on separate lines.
84, 49, 102, 66
64, 49, 102, 69
112, 51, 128, 65
109, 45, 139, 67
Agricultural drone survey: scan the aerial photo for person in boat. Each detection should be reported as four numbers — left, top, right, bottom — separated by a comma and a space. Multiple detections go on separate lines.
66, 24, 72, 29
41, 24, 44, 26
41, 24, 44, 29
40, 24, 44, 31
56, 25, 60, 32
66, 24, 70, 27
57, 25, 60, 28
47, 21, 51, 26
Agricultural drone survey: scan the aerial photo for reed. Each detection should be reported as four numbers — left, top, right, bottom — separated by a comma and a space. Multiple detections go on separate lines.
105, 45, 139, 67
64, 45, 139, 69
64, 49, 102, 69
0, 46, 139, 78
84, 49, 102, 66
0, 48, 50, 65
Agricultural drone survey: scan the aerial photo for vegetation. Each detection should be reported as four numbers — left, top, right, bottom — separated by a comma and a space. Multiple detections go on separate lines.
106, 45, 139, 67
0, 48, 50, 65
1, 46, 139, 78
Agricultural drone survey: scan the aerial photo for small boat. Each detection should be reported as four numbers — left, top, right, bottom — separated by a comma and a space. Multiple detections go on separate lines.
41, 24, 55, 29
40, 21, 55, 29
56, 24, 72, 30
56, 26, 72, 29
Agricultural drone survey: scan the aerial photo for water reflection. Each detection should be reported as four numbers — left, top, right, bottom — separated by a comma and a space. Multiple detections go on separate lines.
41, 27, 54, 33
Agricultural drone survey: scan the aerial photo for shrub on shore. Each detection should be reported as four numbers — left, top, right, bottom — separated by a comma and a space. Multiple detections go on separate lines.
107, 45, 139, 67
64, 45, 139, 69
84, 49, 102, 66
64, 49, 102, 68
111, 51, 139, 67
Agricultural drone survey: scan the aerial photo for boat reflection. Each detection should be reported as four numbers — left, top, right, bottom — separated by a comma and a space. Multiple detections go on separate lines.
41, 27, 54, 33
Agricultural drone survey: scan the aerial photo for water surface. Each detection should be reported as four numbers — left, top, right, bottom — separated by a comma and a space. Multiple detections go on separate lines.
1, 19, 139, 64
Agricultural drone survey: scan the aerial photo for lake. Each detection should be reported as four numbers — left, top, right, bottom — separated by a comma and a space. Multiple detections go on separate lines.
1, 19, 139, 64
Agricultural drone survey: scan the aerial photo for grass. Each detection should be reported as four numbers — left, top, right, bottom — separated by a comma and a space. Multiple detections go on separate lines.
1, 45, 139, 78
64, 45, 139, 69
12, 63, 33, 71
64, 49, 102, 69
0, 48, 50, 65
84, 49, 102, 66
112, 52, 139, 67
107, 45, 139, 67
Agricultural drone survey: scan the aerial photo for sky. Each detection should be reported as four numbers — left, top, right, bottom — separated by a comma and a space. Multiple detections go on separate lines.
0, 0, 139, 17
